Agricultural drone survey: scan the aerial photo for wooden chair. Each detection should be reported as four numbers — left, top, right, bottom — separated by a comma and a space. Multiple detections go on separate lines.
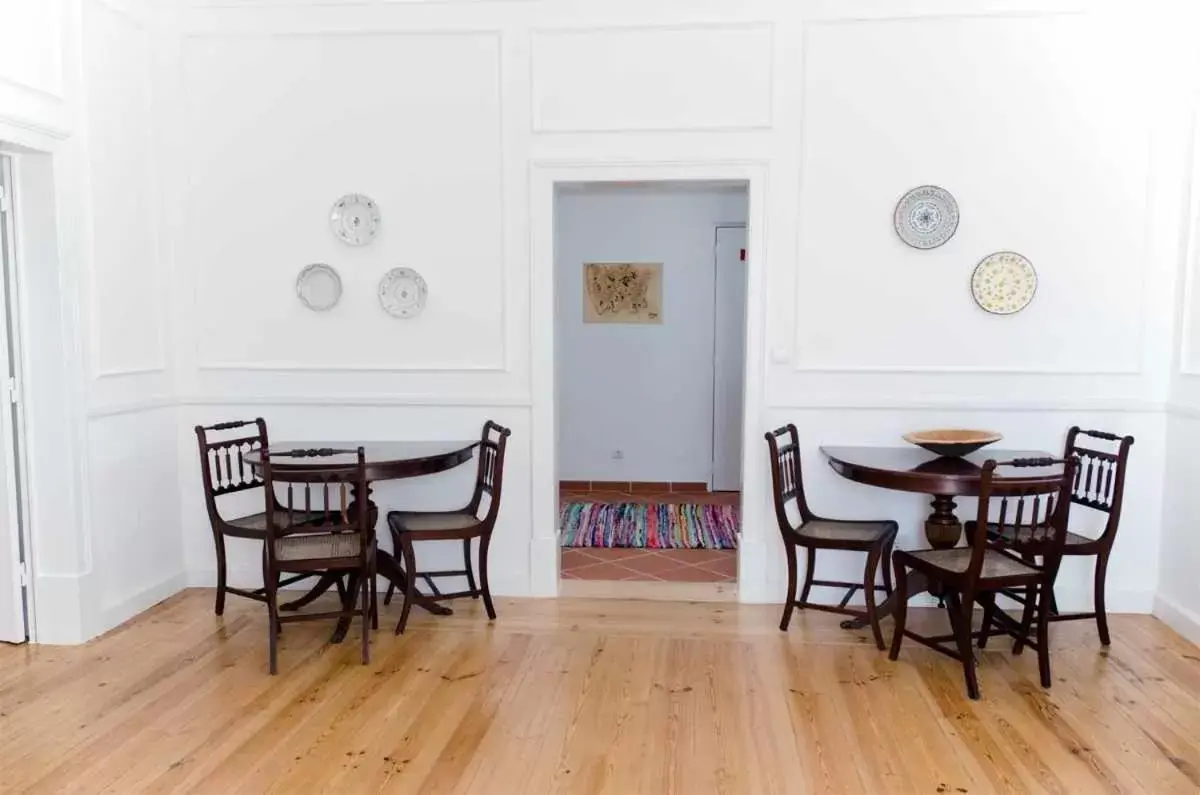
889, 456, 1079, 700
195, 419, 323, 616
261, 447, 375, 675
765, 424, 898, 649
384, 421, 511, 635
976, 427, 1134, 646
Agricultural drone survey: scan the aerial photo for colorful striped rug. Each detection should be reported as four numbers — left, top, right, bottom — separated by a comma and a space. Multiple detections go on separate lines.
559, 502, 739, 550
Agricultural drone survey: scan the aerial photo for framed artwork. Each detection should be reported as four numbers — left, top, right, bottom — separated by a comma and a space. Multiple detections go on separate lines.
583, 262, 662, 324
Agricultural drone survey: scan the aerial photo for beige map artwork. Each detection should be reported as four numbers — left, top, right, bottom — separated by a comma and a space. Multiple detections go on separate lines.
583, 262, 662, 324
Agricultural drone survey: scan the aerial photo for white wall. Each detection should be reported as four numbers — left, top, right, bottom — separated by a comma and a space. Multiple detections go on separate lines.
159, 0, 1188, 613
1158, 29, 1200, 643
555, 184, 747, 483
0, 0, 181, 642
4, 0, 1199, 641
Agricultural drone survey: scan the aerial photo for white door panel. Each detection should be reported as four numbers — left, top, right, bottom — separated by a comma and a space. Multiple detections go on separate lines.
711, 226, 747, 492
0, 155, 28, 644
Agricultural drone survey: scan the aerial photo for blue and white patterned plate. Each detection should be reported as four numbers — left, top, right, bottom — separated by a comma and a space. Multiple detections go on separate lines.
894, 185, 959, 249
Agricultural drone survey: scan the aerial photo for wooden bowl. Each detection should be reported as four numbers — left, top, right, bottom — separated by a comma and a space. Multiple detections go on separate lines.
903, 429, 1002, 458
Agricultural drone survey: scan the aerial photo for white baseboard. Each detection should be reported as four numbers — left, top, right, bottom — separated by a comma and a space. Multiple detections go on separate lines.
529, 535, 560, 597
560, 579, 737, 602
1153, 593, 1200, 645
90, 571, 190, 641
31, 572, 85, 644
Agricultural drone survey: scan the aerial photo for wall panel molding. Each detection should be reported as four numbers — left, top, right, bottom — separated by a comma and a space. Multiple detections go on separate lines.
791, 9, 1149, 376
773, 396, 1165, 413
1175, 105, 1200, 374
181, 393, 532, 408
83, 0, 169, 379
180, 29, 507, 374
530, 23, 774, 134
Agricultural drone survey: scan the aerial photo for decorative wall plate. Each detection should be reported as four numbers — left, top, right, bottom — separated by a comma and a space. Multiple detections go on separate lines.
893, 185, 959, 249
330, 193, 380, 246
295, 263, 342, 311
378, 267, 428, 318
971, 251, 1037, 315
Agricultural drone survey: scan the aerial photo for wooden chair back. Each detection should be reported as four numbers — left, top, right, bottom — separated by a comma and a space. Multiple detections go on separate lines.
971, 456, 1079, 585
261, 447, 371, 562
195, 418, 270, 524
1063, 427, 1134, 545
465, 421, 511, 525
765, 424, 815, 531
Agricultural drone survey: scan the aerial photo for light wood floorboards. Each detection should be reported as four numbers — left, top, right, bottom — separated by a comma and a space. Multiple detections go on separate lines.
1, 589, 1199, 794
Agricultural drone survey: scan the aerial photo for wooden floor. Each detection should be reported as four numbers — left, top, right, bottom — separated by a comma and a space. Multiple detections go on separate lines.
2, 590, 1199, 794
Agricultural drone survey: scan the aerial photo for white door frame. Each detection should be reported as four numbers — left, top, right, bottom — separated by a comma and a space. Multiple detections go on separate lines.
529, 160, 770, 601
0, 115, 86, 643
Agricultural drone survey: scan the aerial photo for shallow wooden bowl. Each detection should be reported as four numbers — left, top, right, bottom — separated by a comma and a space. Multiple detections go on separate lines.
903, 429, 1003, 458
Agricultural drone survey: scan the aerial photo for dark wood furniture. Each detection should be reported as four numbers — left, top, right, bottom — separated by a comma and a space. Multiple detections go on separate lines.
261, 447, 375, 674
822, 445, 1060, 549
243, 439, 479, 642
972, 427, 1134, 646
194, 419, 322, 615
889, 456, 1079, 700
765, 425, 898, 649
385, 421, 511, 635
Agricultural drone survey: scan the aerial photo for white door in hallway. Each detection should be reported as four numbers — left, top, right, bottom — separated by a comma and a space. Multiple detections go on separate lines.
0, 155, 28, 644
711, 225, 747, 492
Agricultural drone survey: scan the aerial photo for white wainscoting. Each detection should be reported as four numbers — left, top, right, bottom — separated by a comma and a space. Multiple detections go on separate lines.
84, 407, 185, 637
1156, 409, 1200, 643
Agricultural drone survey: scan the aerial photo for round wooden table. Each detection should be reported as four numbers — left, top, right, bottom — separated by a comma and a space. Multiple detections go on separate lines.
244, 440, 479, 641
821, 446, 1061, 549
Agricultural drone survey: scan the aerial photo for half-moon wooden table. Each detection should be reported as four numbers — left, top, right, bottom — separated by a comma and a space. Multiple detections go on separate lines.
821, 446, 1061, 629
244, 440, 479, 642
821, 446, 1061, 549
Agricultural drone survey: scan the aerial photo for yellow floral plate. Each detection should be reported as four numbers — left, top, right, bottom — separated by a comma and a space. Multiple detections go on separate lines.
970, 251, 1036, 315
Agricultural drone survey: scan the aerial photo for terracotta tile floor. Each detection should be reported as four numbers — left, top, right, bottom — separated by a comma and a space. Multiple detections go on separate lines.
559, 487, 739, 583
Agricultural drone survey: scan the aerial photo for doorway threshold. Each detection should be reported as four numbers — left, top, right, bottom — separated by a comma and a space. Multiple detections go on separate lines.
559, 579, 737, 603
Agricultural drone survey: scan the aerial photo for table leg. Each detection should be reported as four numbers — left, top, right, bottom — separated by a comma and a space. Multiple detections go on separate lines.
925, 494, 962, 549
841, 569, 931, 629
329, 571, 360, 644
376, 548, 453, 617
279, 573, 339, 612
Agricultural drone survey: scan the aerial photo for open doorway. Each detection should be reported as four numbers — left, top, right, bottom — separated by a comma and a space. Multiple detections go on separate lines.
0, 152, 32, 643
553, 181, 749, 592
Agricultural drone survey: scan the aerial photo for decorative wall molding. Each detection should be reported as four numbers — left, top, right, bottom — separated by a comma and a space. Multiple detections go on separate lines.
774, 396, 1166, 413
792, 363, 1144, 376
1165, 401, 1200, 420
530, 23, 774, 134
1175, 106, 1200, 374
0, 112, 71, 144
196, 360, 508, 373
94, 364, 169, 379
180, 28, 508, 375
181, 393, 533, 408
83, 0, 169, 381
0, 73, 64, 104
791, 9, 1149, 378
86, 396, 176, 419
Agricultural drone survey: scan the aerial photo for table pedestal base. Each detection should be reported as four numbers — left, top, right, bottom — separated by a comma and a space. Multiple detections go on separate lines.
280, 489, 453, 644
924, 494, 962, 549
